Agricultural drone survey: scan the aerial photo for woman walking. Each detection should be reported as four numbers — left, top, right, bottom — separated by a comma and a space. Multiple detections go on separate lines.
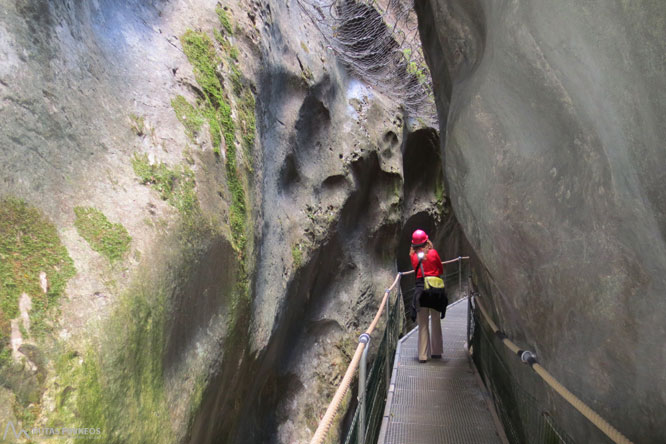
410, 229, 444, 363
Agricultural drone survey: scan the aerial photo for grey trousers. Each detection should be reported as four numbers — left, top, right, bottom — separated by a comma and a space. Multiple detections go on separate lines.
417, 308, 443, 361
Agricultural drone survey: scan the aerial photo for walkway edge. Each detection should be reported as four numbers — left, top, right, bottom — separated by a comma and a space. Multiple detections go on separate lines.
376, 325, 416, 444
468, 350, 511, 444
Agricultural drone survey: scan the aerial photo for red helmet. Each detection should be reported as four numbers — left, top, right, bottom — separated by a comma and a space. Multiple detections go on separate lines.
411, 229, 428, 247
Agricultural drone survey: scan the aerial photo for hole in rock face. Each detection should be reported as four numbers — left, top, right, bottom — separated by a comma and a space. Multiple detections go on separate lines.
383, 130, 399, 145
278, 152, 300, 188
321, 174, 347, 190
381, 130, 400, 157
403, 127, 441, 202
294, 92, 332, 152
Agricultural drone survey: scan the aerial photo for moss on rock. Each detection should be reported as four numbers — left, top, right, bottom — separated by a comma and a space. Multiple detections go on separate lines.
176, 25, 256, 254
74, 207, 132, 263
291, 244, 303, 268
238, 88, 256, 161
131, 154, 199, 220
171, 95, 205, 139
180, 29, 237, 156
216, 7, 234, 35
49, 281, 171, 443
181, 31, 224, 109
0, 198, 75, 343
48, 213, 234, 443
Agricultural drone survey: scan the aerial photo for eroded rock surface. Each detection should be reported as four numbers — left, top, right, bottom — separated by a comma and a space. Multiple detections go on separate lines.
0, 0, 447, 443
417, 0, 666, 441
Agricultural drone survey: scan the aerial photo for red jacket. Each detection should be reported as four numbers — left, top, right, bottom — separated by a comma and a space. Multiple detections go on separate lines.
411, 249, 444, 278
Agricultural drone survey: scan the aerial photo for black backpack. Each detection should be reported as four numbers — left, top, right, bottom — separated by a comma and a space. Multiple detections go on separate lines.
416, 256, 448, 317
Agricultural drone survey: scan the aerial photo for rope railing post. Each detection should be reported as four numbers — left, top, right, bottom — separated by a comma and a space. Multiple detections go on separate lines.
466, 277, 472, 349
384, 288, 391, 395
458, 256, 462, 300
358, 333, 371, 444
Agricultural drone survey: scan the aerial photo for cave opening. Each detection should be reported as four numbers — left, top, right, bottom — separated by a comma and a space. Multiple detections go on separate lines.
395, 126, 472, 325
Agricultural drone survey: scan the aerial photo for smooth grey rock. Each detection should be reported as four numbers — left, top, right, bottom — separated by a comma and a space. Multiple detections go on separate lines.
416, 0, 666, 441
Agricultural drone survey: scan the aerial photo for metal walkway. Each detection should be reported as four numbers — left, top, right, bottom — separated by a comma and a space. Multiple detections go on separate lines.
378, 299, 506, 444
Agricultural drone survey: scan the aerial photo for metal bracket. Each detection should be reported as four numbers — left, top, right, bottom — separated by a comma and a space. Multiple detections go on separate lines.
520, 350, 538, 366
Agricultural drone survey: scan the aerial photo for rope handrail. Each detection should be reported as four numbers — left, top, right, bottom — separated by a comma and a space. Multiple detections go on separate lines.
309, 256, 469, 444
474, 297, 634, 444
309, 290, 391, 444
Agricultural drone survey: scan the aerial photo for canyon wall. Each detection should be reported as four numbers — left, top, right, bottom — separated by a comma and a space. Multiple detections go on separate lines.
416, 0, 666, 442
0, 0, 451, 442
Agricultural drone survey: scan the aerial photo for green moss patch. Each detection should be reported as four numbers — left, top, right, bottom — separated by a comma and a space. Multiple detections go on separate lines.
238, 88, 256, 160
181, 31, 224, 109
50, 216, 232, 443
131, 154, 199, 220
74, 207, 131, 263
0, 198, 75, 342
171, 96, 205, 139
291, 244, 303, 268
229, 45, 239, 61
180, 30, 237, 156
226, 148, 246, 253
217, 100, 236, 153
50, 279, 171, 443
172, 25, 257, 332
177, 25, 257, 254
179, 26, 255, 163
216, 7, 234, 35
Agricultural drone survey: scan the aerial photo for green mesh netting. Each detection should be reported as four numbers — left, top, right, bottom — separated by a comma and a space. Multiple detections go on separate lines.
472, 305, 578, 444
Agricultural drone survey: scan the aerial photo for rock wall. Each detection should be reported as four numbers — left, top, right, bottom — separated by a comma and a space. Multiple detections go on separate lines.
416, 0, 666, 442
1, 0, 260, 441
188, 1, 411, 441
0, 0, 451, 443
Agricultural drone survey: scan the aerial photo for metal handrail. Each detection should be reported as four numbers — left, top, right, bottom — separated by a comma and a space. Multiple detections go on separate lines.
312, 250, 634, 444
309, 256, 469, 444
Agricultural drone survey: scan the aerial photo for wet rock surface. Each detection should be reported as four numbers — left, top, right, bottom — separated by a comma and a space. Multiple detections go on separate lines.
416, 0, 666, 441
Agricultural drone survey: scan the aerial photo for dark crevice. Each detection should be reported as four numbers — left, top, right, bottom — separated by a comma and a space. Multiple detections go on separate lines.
403, 127, 442, 204
163, 235, 237, 372
396, 125, 471, 320
278, 152, 300, 189
339, 151, 402, 238
228, 235, 348, 444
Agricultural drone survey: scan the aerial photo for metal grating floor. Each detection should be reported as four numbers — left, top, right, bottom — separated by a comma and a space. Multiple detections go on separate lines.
379, 299, 503, 444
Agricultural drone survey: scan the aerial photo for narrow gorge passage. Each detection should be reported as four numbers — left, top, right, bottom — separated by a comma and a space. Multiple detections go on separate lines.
0, 0, 664, 444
